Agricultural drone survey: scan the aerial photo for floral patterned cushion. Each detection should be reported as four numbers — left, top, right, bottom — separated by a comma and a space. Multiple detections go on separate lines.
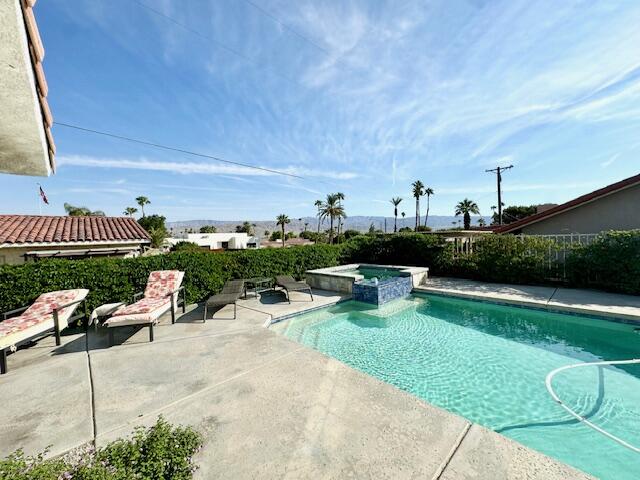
143, 270, 182, 299
112, 297, 169, 316
0, 289, 87, 337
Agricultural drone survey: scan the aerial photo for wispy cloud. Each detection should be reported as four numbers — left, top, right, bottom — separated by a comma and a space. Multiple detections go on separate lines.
57, 155, 359, 180
28, 0, 640, 220
601, 153, 620, 168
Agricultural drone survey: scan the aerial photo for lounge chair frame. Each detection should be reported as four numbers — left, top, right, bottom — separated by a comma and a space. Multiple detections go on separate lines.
1, 297, 88, 374
107, 285, 186, 346
275, 276, 314, 304
203, 280, 244, 321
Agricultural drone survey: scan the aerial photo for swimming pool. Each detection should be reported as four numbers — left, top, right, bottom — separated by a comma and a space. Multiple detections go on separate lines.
272, 294, 640, 479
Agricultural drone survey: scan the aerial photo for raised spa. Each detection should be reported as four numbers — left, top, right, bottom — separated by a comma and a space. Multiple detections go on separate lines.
305, 264, 428, 299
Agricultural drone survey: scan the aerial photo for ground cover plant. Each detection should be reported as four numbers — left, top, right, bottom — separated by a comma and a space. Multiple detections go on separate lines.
0, 417, 202, 480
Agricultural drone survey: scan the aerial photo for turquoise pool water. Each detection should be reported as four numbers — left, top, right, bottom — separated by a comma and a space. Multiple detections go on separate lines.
273, 295, 640, 479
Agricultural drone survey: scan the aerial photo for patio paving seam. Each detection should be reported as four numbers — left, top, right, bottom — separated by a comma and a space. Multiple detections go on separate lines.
85, 334, 97, 444
432, 422, 471, 480
94, 346, 305, 440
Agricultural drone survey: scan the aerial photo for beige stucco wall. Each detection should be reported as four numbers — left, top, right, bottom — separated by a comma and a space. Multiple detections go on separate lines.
521, 183, 640, 234
0, 0, 51, 176
0, 243, 145, 265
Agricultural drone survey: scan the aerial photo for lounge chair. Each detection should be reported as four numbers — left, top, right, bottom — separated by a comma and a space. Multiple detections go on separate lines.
203, 279, 244, 320
104, 270, 185, 344
275, 275, 314, 303
1, 289, 89, 374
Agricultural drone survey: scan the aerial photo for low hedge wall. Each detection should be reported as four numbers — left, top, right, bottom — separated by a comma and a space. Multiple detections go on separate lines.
1, 231, 637, 315
340, 234, 449, 273
442, 234, 557, 284
566, 230, 640, 295
0, 244, 343, 314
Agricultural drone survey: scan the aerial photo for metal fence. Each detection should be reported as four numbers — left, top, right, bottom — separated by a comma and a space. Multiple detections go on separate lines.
517, 233, 599, 262
448, 233, 601, 280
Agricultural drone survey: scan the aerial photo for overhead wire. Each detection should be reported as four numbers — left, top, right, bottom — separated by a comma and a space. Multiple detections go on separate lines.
54, 122, 305, 180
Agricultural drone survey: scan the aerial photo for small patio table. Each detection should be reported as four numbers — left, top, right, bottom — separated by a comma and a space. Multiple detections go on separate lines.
244, 277, 273, 299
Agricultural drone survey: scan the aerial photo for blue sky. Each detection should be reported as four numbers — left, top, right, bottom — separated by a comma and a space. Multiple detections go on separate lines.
2, 0, 639, 221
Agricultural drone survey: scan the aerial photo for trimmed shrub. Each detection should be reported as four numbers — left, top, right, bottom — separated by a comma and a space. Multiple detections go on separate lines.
170, 241, 202, 252
0, 417, 202, 480
444, 234, 556, 284
566, 230, 640, 294
0, 245, 343, 314
341, 234, 449, 273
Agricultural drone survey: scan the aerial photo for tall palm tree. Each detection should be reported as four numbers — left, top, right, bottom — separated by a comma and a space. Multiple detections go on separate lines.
411, 180, 425, 230
319, 194, 346, 244
136, 196, 150, 217
123, 207, 138, 217
455, 198, 480, 230
335, 192, 345, 241
390, 197, 403, 233
401, 211, 406, 229
314, 200, 323, 234
423, 187, 434, 227
276, 214, 290, 248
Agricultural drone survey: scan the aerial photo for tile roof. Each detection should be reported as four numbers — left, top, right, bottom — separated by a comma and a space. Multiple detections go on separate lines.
21, 0, 55, 171
495, 172, 640, 233
0, 215, 151, 245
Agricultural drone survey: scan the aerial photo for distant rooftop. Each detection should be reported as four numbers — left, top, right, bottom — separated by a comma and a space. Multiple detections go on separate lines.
0, 215, 150, 245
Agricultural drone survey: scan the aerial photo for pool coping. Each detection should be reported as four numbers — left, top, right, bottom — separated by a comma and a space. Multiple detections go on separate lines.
414, 284, 640, 326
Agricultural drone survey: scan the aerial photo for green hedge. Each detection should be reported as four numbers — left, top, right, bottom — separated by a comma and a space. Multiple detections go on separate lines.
566, 230, 640, 294
442, 234, 557, 284
341, 234, 449, 273
0, 244, 343, 314
1, 231, 637, 315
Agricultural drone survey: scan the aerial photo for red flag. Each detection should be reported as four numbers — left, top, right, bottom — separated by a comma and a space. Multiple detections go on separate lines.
39, 186, 49, 205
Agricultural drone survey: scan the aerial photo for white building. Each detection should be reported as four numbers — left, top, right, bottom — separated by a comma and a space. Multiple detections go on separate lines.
167, 233, 259, 250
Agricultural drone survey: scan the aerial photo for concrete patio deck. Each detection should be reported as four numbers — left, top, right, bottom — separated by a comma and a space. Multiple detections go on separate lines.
0, 287, 593, 479
416, 276, 640, 322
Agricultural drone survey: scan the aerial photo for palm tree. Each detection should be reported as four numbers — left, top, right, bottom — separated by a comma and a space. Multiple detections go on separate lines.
455, 198, 480, 230
276, 214, 290, 248
423, 187, 434, 227
335, 192, 345, 241
390, 197, 403, 233
123, 207, 138, 217
318, 193, 346, 244
411, 180, 425, 230
401, 211, 406, 228
136, 196, 150, 217
478, 217, 487, 227
314, 200, 323, 234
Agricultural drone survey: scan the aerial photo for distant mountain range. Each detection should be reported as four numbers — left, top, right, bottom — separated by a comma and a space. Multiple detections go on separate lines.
167, 215, 483, 236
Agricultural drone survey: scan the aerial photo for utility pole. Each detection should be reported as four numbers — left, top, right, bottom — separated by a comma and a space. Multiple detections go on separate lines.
485, 165, 513, 225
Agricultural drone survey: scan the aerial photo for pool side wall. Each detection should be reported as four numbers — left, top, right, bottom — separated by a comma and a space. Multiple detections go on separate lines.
353, 277, 413, 305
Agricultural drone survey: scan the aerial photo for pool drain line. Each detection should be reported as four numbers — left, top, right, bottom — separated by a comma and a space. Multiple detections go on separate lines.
545, 359, 640, 454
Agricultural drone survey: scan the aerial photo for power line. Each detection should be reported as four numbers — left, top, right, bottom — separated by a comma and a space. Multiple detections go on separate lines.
240, 0, 334, 58
54, 121, 305, 179
131, 0, 304, 89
